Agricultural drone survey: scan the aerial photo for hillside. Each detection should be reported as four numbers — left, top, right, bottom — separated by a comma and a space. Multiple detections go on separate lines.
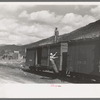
0, 19, 100, 56
0, 45, 25, 56
24, 19, 100, 48
60, 19, 100, 41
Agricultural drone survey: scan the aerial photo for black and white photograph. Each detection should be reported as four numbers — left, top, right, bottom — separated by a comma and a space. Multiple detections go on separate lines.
0, 2, 100, 98
0, 2, 100, 84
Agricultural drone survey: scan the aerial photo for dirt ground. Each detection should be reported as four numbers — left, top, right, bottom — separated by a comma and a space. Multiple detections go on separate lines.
0, 59, 70, 83
0, 59, 99, 83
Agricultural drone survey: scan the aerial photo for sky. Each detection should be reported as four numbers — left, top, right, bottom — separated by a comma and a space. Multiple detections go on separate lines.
0, 3, 100, 45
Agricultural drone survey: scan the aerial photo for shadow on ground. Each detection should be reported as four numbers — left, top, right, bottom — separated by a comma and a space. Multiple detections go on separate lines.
23, 69, 100, 83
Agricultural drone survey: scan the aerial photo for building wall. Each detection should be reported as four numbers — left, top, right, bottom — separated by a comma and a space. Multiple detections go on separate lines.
67, 42, 95, 74
25, 43, 68, 72
60, 43, 68, 71
26, 48, 36, 67
41, 46, 49, 67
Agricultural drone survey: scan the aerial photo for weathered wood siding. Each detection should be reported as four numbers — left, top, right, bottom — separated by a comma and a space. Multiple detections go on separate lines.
60, 43, 68, 71
26, 48, 36, 67
67, 43, 95, 74
93, 42, 100, 76
41, 46, 49, 67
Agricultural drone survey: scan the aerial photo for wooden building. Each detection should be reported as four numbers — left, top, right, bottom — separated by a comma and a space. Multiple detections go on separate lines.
67, 34, 100, 77
25, 19, 100, 77
25, 42, 68, 73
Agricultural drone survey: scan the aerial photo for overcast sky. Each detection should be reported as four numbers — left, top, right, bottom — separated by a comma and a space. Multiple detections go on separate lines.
0, 4, 100, 45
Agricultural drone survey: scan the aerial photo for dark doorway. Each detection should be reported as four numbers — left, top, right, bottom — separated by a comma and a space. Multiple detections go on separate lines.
62, 52, 67, 75
37, 47, 42, 65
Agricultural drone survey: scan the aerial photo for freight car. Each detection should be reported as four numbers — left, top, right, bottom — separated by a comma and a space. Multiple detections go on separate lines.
25, 42, 68, 74
67, 37, 100, 80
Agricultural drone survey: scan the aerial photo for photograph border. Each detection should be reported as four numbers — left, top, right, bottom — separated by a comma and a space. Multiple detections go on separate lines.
0, 1, 99, 99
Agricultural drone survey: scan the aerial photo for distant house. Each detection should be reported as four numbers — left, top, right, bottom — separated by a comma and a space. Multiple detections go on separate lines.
2, 50, 21, 60
13, 51, 21, 59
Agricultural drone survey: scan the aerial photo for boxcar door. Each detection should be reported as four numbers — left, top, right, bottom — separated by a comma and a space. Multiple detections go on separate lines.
62, 52, 67, 75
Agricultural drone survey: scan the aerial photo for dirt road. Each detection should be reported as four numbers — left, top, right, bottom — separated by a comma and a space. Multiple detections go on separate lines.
0, 60, 97, 84
0, 63, 69, 83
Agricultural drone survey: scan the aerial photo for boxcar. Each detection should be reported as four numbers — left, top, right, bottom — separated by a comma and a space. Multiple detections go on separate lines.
67, 38, 100, 78
25, 42, 68, 73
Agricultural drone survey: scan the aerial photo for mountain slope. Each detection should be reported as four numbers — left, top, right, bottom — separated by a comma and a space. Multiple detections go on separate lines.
24, 19, 100, 48
1, 19, 100, 56
0, 45, 25, 56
